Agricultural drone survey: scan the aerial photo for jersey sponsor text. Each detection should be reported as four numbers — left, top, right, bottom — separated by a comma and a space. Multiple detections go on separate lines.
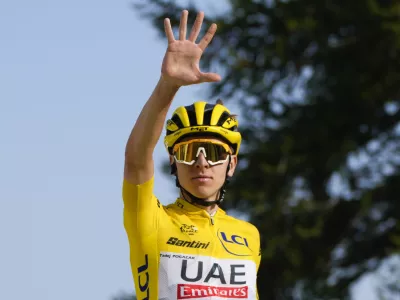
137, 254, 150, 300
181, 260, 246, 285
167, 237, 210, 249
177, 284, 248, 299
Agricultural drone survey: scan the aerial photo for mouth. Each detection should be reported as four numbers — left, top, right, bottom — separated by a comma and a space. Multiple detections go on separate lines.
192, 176, 213, 182
192, 175, 213, 179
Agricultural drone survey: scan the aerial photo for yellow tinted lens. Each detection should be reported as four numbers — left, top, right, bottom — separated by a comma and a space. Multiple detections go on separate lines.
174, 143, 194, 162
173, 142, 230, 164
202, 143, 229, 162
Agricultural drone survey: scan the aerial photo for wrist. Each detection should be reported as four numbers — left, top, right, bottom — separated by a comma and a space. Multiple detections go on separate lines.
159, 75, 181, 92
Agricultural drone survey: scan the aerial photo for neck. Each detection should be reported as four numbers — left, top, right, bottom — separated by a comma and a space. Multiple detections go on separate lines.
199, 203, 218, 215
180, 190, 219, 215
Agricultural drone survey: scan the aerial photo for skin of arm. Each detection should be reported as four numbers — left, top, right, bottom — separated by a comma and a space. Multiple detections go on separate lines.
124, 78, 179, 185
124, 10, 221, 185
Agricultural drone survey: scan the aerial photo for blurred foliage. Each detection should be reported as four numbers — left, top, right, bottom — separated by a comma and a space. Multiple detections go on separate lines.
125, 0, 400, 299
376, 255, 400, 300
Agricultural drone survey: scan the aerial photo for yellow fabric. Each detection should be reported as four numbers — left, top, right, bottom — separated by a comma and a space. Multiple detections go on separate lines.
194, 101, 207, 125
123, 176, 261, 300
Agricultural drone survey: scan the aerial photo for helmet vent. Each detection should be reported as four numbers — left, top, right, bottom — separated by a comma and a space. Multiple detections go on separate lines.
203, 104, 214, 125
216, 111, 230, 126
171, 114, 184, 130
185, 106, 198, 126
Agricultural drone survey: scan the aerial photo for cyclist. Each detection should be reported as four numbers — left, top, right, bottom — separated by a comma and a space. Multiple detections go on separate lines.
123, 10, 261, 300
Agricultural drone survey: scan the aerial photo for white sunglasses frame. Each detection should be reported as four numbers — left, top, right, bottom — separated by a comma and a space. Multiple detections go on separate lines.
173, 146, 230, 166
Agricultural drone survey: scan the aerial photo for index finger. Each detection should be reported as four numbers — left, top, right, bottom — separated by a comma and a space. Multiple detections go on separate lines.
164, 18, 175, 43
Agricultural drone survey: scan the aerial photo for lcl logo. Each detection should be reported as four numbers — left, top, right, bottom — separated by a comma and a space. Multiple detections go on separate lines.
220, 232, 249, 247
137, 254, 150, 300
218, 230, 251, 256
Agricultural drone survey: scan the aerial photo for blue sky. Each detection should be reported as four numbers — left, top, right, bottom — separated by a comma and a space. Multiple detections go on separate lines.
0, 1, 377, 299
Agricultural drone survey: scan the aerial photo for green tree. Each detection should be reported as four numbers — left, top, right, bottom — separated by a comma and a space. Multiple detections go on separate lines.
130, 0, 400, 299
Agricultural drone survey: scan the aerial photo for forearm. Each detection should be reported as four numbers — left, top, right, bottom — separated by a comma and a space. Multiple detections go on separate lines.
125, 77, 179, 166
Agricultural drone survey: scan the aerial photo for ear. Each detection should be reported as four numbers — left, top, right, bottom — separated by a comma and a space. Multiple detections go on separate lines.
169, 155, 178, 175
227, 155, 238, 177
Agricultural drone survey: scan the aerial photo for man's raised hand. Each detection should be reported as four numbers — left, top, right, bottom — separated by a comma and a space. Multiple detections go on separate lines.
161, 10, 221, 87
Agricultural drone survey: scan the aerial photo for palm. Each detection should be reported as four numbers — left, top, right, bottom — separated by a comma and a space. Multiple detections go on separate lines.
161, 11, 221, 87
162, 41, 203, 85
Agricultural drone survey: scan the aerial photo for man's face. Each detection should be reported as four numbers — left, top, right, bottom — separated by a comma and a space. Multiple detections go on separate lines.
171, 137, 237, 201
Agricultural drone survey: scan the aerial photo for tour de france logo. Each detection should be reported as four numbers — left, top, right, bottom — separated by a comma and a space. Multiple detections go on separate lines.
180, 224, 198, 235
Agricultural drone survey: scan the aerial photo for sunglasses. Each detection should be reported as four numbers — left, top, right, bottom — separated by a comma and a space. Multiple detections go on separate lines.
172, 139, 232, 166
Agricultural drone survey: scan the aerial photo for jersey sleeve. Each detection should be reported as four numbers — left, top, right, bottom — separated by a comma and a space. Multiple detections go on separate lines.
254, 227, 261, 300
254, 227, 261, 271
122, 176, 163, 300
123, 176, 161, 236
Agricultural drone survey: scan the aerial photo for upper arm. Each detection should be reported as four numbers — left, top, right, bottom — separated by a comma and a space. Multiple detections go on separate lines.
122, 173, 164, 300
124, 158, 154, 186
122, 162, 162, 237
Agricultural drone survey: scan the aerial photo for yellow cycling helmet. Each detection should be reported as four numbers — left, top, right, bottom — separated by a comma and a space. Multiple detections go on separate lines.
164, 101, 242, 155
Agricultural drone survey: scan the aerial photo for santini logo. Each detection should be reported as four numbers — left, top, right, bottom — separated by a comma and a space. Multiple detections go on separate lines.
167, 237, 210, 249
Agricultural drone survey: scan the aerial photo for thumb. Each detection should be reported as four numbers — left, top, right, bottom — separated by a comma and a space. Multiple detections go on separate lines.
200, 72, 221, 83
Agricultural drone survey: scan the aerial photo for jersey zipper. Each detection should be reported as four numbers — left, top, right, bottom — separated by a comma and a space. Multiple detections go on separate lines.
207, 212, 218, 256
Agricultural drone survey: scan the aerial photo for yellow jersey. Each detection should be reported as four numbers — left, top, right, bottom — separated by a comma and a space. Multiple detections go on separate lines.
122, 176, 261, 300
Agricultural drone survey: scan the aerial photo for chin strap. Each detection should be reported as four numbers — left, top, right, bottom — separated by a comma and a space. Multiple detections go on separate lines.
171, 156, 231, 207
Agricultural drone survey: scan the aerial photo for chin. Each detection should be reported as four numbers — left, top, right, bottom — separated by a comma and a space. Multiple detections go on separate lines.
188, 185, 218, 200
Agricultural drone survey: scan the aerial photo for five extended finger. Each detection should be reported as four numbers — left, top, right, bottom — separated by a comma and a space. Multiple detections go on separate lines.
164, 18, 175, 43
198, 23, 217, 51
179, 10, 188, 40
188, 11, 204, 42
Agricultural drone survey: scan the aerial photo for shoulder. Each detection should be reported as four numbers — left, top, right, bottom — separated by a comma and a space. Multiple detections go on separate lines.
223, 213, 260, 237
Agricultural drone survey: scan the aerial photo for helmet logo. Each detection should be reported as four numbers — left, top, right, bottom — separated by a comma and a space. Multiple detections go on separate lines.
225, 117, 235, 125
190, 127, 209, 132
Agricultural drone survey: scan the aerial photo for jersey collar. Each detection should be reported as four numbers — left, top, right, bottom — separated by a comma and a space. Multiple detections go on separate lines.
174, 198, 226, 217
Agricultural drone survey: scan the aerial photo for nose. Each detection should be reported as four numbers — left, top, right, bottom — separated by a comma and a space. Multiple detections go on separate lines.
194, 152, 209, 168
